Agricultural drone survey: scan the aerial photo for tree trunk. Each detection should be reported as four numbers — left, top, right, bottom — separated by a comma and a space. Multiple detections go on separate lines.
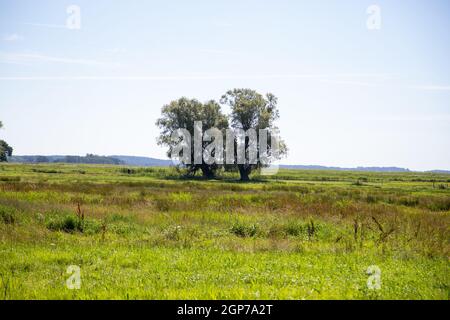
238, 165, 250, 181
201, 165, 215, 179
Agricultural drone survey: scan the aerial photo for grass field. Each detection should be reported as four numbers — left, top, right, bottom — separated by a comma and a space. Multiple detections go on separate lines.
0, 163, 449, 299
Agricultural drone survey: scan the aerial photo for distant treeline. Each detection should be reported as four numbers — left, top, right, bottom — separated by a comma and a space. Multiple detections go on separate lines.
9, 155, 172, 166
7, 154, 449, 173
280, 165, 411, 172
9, 154, 124, 165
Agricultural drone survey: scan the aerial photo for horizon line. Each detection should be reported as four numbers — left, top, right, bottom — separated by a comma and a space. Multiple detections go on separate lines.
7, 154, 450, 173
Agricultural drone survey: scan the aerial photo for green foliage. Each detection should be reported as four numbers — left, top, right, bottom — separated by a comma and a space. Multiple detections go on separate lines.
45, 212, 101, 234
156, 97, 228, 178
0, 121, 13, 162
0, 206, 16, 224
46, 215, 83, 233
230, 222, 259, 237
0, 140, 13, 162
220, 88, 288, 181
156, 89, 288, 181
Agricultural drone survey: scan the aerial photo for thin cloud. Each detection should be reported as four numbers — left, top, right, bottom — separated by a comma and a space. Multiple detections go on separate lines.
3, 34, 24, 42
0, 52, 120, 67
21, 22, 67, 29
409, 85, 450, 91
318, 79, 380, 87
0, 73, 393, 81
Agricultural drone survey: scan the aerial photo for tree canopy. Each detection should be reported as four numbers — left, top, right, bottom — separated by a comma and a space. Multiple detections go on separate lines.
0, 121, 13, 162
156, 97, 228, 178
221, 89, 287, 181
156, 89, 287, 181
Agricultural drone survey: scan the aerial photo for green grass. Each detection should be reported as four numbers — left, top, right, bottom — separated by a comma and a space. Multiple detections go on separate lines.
0, 163, 449, 299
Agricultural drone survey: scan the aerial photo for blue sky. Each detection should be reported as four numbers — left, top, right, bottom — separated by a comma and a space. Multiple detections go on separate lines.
0, 0, 449, 170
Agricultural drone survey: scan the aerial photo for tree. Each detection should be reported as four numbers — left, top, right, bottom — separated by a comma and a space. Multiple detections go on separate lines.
0, 141, 13, 162
156, 97, 228, 178
0, 121, 13, 162
220, 89, 287, 181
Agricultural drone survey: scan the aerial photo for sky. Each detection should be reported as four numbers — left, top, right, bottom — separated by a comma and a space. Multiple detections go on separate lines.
0, 0, 449, 171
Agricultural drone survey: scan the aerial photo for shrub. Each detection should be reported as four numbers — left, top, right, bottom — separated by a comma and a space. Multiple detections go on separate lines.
268, 222, 305, 238
230, 223, 258, 237
0, 206, 16, 224
47, 215, 83, 233
46, 215, 101, 234
283, 221, 304, 237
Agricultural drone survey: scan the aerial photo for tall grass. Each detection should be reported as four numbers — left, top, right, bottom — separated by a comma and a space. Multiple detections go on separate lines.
0, 163, 448, 299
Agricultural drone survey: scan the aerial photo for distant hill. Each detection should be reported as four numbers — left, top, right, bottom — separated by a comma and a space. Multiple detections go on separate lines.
427, 169, 450, 174
7, 155, 450, 173
8, 154, 172, 167
110, 155, 173, 167
280, 165, 411, 172
9, 154, 123, 165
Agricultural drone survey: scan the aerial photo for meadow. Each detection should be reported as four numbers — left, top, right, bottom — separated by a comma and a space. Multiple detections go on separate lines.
0, 163, 449, 299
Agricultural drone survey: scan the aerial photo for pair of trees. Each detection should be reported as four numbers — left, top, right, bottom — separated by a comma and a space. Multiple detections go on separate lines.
156, 88, 287, 181
0, 121, 13, 162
